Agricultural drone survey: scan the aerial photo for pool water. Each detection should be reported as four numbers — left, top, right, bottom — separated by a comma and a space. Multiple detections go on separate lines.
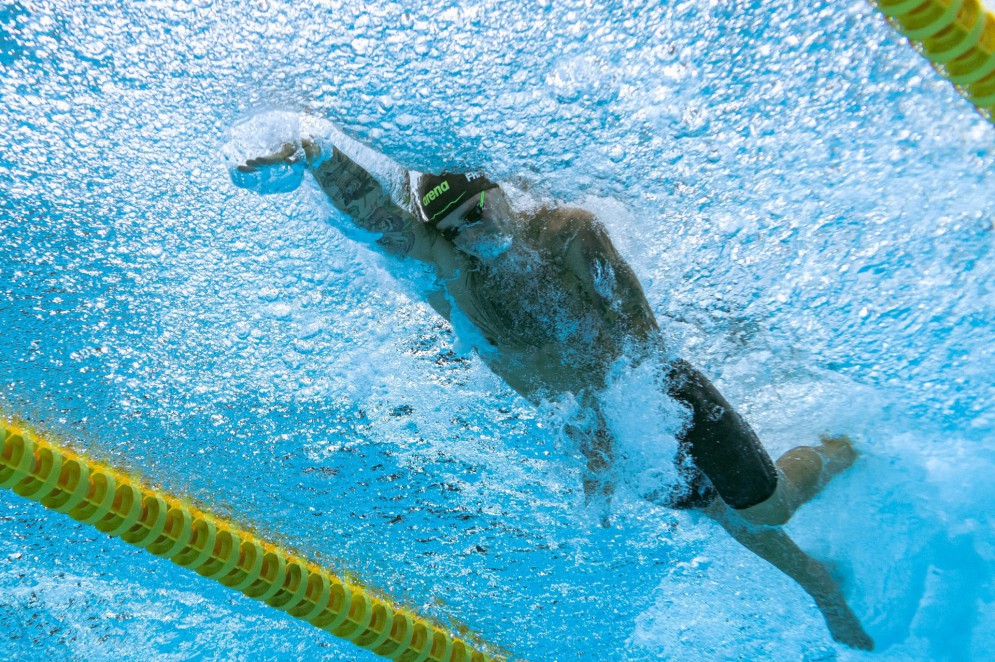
1, 1, 994, 660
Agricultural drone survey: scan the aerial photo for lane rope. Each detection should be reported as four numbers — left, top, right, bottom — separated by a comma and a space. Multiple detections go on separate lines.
0, 421, 503, 662
871, 0, 995, 121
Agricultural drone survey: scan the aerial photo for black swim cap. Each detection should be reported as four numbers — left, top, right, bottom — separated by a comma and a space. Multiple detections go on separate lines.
417, 173, 498, 225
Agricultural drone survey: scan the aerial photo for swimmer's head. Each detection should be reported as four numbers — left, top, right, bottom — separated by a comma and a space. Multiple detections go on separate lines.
417, 172, 515, 261
416, 173, 500, 232
224, 109, 308, 195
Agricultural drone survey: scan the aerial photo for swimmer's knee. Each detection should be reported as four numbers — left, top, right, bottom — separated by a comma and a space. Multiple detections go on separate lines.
733, 479, 793, 527
777, 446, 823, 472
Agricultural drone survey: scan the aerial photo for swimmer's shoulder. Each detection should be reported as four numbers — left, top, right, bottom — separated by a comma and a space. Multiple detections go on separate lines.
528, 204, 661, 337
525, 205, 601, 251
526, 206, 621, 265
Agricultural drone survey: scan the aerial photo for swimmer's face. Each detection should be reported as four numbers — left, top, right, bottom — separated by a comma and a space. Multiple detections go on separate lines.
435, 187, 515, 261
435, 187, 509, 237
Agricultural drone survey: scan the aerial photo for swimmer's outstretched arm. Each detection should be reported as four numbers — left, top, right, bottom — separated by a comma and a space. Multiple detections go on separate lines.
309, 146, 469, 277
231, 119, 459, 273
306, 144, 432, 259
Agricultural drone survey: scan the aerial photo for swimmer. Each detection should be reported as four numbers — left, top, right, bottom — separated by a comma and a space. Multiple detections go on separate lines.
228, 112, 874, 651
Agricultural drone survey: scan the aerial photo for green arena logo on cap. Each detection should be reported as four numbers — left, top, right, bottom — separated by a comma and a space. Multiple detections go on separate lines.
421, 180, 450, 207
417, 173, 499, 225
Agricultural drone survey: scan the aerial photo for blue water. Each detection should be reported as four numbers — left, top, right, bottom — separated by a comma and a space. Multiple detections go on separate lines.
2, 0, 994, 659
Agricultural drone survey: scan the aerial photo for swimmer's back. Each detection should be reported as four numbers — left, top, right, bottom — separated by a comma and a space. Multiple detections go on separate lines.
524, 206, 660, 342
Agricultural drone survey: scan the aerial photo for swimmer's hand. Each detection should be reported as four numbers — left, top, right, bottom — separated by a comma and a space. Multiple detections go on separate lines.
225, 110, 329, 195
228, 137, 322, 195
235, 139, 321, 174
583, 477, 613, 529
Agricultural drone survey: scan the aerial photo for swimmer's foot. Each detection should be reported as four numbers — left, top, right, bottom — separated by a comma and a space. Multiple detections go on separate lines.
816, 434, 859, 478
815, 592, 875, 651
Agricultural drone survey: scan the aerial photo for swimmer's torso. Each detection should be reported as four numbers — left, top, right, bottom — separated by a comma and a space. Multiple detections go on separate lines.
442, 207, 659, 401
307, 151, 657, 398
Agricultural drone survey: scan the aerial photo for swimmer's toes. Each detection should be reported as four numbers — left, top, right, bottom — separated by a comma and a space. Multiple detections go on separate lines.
819, 434, 858, 473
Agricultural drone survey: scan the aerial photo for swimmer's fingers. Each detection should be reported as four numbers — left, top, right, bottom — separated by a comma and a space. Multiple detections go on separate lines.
236, 142, 301, 173
241, 145, 297, 168
301, 137, 321, 163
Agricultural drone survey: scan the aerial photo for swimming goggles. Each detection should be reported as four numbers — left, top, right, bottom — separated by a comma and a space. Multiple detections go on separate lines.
441, 191, 486, 241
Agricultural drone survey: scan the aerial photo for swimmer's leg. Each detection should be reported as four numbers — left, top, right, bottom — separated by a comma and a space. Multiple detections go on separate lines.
705, 500, 874, 651
738, 435, 859, 527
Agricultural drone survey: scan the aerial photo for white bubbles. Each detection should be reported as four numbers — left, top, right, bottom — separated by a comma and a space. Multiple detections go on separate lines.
394, 112, 417, 128
600, 355, 687, 502
545, 54, 620, 105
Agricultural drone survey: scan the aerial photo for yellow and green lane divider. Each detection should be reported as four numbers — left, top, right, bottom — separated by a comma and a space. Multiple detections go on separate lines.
871, 0, 995, 122
0, 422, 502, 662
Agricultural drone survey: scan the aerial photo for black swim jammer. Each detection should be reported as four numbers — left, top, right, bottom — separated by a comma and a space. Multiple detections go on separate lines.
662, 359, 778, 510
